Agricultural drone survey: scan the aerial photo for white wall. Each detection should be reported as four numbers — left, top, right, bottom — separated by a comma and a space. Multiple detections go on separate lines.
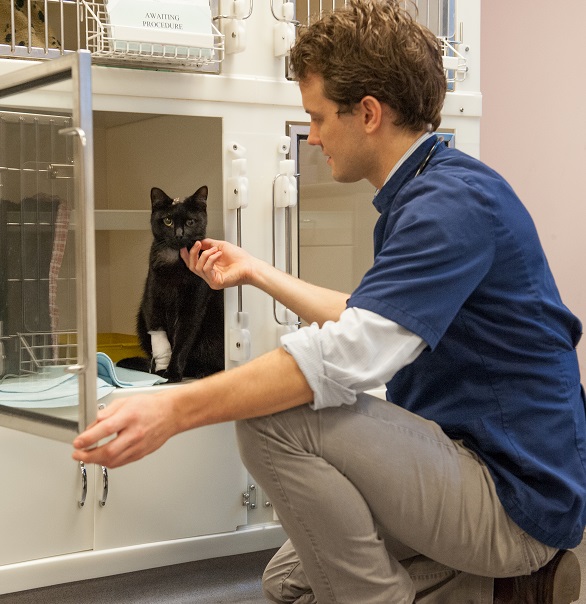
480, 1, 586, 373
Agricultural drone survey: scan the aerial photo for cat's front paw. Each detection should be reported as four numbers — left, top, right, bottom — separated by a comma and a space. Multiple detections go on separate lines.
160, 370, 182, 383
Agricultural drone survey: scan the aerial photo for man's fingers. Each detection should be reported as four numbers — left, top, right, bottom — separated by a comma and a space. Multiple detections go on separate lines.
72, 434, 140, 468
72, 400, 126, 451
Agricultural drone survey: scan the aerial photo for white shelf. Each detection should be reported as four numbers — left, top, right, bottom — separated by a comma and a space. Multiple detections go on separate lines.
94, 209, 151, 230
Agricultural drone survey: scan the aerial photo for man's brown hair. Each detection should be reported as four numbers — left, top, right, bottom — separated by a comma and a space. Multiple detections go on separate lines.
289, 0, 447, 131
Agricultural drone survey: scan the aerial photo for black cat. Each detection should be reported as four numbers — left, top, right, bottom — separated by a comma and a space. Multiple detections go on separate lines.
117, 186, 224, 382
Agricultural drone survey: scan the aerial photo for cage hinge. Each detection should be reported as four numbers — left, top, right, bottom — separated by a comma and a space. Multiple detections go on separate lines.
242, 484, 257, 509
49, 163, 75, 179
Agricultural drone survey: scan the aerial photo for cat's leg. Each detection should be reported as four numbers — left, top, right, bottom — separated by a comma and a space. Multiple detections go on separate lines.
163, 284, 215, 382
163, 326, 199, 382
148, 330, 172, 372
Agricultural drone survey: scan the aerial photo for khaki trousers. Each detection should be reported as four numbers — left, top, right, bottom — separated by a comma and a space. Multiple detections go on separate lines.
235, 393, 557, 603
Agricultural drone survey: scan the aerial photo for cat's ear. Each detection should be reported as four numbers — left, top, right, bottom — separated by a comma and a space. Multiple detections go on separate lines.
151, 187, 171, 209
193, 186, 208, 204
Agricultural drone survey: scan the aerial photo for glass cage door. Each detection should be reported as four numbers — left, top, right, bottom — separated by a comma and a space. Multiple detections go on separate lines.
287, 123, 456, 321
0, 51, 97, 442
287, 122, 379, 315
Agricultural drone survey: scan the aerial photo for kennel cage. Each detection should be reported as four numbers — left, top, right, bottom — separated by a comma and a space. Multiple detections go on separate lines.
0, 0, 468, 392
285, 0, 466, 86
0, 1, 466, 83
0, 0, 224, 71
0, 0, 481, 593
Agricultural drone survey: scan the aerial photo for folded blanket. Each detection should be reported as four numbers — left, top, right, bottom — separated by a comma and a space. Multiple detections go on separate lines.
0, 353, 166, 408
97, 352, 167, 388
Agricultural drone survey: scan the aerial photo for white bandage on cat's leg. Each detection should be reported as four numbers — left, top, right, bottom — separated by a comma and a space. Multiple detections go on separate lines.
148, 330, 172, 371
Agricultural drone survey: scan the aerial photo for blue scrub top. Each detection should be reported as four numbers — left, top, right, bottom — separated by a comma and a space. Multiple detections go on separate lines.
347, 137, 586, 549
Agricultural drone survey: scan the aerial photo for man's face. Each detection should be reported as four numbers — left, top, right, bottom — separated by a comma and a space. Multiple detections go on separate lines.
299, 74, 368, 184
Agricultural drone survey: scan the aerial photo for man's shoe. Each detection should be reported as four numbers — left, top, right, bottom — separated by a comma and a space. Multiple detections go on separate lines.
493, 549, 581, 603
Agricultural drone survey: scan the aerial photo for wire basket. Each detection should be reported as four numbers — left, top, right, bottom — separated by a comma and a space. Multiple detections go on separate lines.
0, 0, 224, 72
83, 1, 224, 70
18, 331, 77, 374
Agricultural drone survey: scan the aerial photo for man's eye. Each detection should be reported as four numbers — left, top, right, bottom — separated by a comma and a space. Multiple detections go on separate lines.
163, 217, 173, 227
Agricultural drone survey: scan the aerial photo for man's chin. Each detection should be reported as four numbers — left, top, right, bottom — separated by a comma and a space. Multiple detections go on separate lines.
331, 171, 362, 184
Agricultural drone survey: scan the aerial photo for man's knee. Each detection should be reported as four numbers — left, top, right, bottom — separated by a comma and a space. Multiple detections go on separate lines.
235, 407, 317, 481
236, 416, 285, 480
262, 559, 285, 603
235, 417, 263, 468
262, 541, 316, 604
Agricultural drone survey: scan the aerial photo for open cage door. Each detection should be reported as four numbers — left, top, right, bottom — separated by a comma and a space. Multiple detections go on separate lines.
0, 51, 97, 442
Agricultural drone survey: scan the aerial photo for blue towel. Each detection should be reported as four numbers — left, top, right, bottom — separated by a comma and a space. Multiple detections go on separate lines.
0, 372, 115, 408
97, 352, 167, 388
0, 353, 167, 408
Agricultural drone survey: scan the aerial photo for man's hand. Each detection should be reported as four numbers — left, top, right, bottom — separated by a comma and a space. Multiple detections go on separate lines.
72, 392, 177, 469
180, 238, 256, 290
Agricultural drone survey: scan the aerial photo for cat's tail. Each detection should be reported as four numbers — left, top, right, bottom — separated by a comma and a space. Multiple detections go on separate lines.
116, 356, 152, 373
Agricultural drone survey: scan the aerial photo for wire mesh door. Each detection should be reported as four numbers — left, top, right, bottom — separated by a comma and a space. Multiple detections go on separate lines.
0, 111, 77, 377
281, 0, 466, 85
0, 52, 97, 442
293, 0, 455, 37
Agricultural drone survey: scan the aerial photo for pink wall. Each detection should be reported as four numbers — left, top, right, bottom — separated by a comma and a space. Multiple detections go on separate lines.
480, 1, 586, 371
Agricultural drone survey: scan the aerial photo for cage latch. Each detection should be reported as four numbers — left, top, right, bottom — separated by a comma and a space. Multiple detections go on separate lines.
49, 163, 75, 180
242, 484, 257, 509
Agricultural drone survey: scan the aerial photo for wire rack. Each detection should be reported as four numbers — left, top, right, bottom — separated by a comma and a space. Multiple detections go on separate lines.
18, 331, 77, 374
281, 0, 467, 84
0, 0, 224, 72
83, 1, 224, 70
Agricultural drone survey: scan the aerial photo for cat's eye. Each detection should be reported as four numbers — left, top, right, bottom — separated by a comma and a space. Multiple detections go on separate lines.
163, 217, 173, 227
186, 219, 195, 227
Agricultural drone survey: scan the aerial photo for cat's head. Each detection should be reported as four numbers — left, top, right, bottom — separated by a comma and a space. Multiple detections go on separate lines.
150, 185, 208, 250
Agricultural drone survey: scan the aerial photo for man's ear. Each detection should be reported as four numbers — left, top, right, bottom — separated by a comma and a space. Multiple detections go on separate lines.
359, 95, 383, 133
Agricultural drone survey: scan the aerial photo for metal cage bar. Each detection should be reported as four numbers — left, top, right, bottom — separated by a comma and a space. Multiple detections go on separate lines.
0, 0, 224, 72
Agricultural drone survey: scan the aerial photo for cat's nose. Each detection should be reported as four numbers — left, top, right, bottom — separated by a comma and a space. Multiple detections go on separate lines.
175, 227, 184, 238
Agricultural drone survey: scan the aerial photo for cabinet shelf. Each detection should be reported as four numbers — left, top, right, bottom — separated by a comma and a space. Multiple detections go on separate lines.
94, 209, 150, 230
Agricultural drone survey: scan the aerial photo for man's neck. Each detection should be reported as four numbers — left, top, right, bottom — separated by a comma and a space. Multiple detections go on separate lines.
371, 127, 429, 189
377, 131, 434, 191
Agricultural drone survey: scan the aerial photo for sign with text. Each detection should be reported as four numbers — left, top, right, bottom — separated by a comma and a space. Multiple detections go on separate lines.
105, 0, 215, 52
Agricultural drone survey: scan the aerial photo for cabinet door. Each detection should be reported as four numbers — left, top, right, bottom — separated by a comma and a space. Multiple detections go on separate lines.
0, 426, 94, 566
0, 51, 97, 442
288, 123, 379, 299
94, 419, 247, 549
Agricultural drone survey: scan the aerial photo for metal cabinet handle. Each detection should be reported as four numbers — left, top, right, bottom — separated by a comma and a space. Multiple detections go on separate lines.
99, 466, 109, 507
272, 169, 301, 327
270, 0, 298, 24
214, 0, 253, 20
78, 462, 87, 508
58, 126, 87, 146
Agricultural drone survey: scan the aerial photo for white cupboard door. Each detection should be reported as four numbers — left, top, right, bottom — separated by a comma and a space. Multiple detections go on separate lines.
0, 427, 94, 566
94, 422, 247, 549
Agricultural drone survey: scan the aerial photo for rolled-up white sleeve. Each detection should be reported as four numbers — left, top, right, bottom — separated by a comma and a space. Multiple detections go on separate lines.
280, 307, 427, 410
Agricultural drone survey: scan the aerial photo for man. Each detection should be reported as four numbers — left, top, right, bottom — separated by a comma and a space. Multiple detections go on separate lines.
73, 1, 586, 602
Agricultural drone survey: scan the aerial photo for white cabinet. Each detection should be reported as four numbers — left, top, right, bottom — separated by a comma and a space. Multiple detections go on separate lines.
0, 0, 480, 594
0, 48, 293, 593
0, 407, 279, 595
94, 419, 246, 551
0, 427, 94, 568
